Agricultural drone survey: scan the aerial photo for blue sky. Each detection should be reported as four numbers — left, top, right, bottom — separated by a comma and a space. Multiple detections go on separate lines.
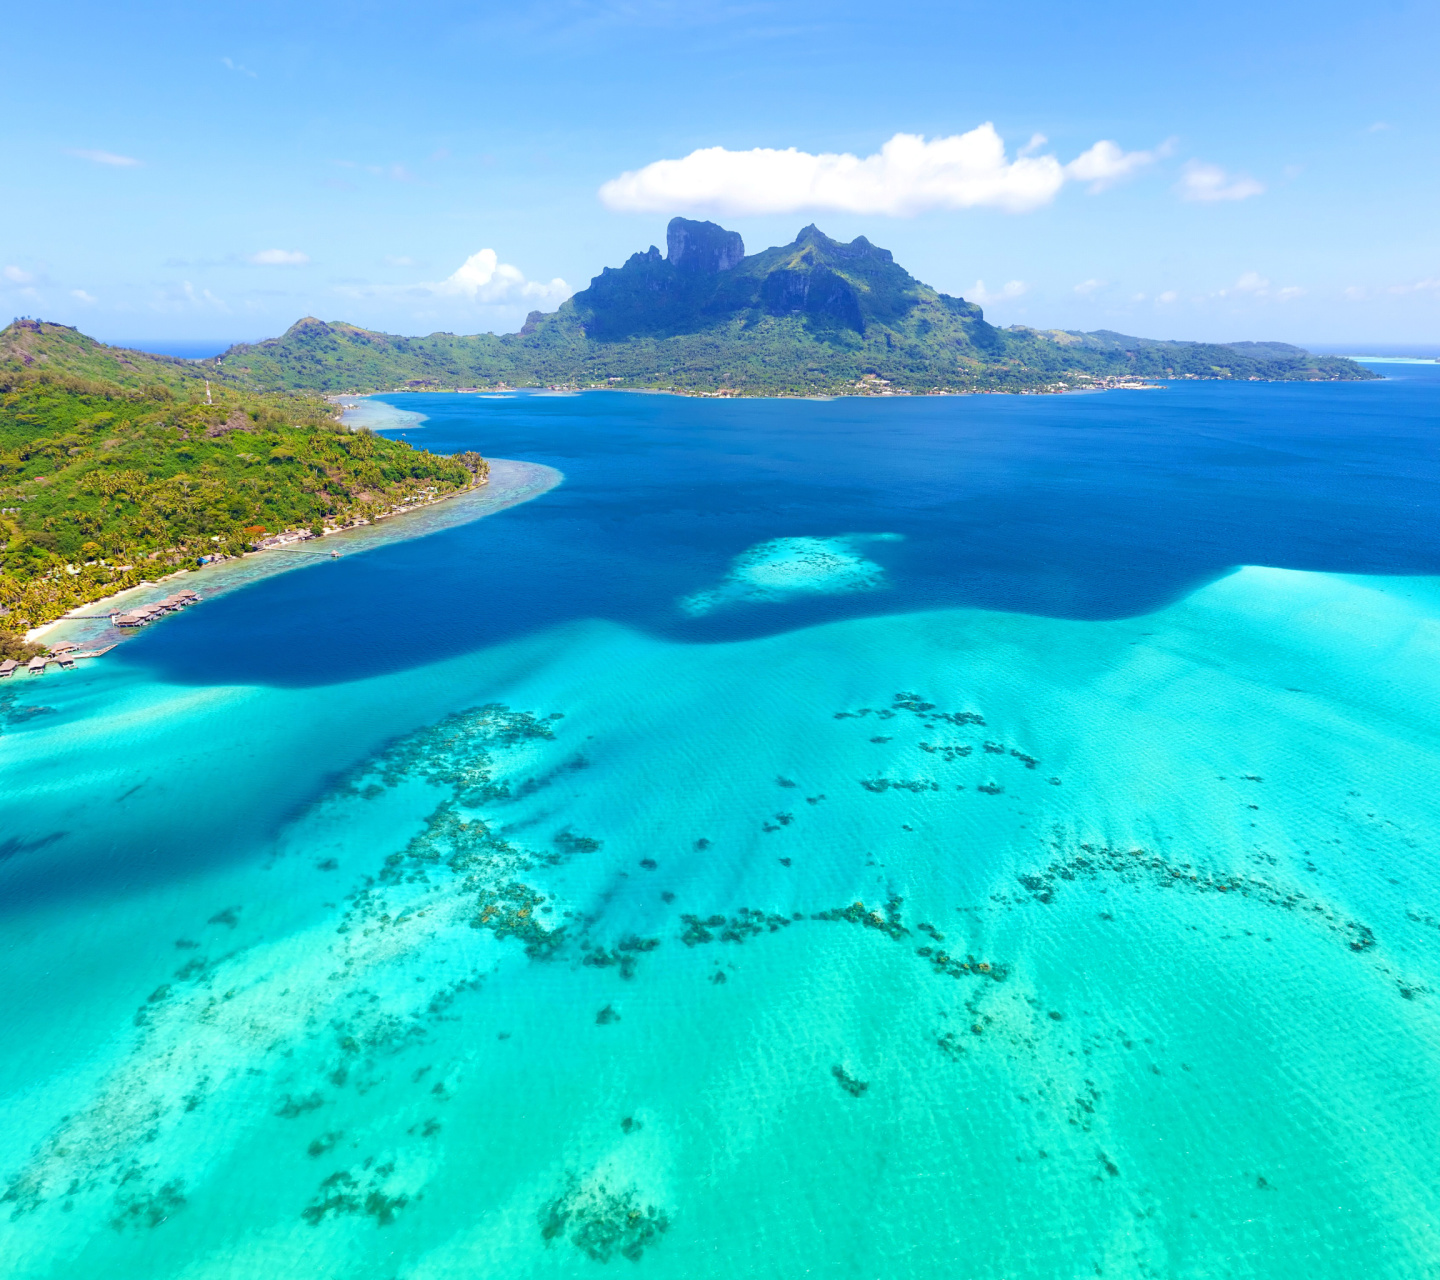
2, 0, 1435, 347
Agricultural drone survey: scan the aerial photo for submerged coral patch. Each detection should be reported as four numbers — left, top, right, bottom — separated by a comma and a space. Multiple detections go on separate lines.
540, 1174, 671, 1262
679, 533, 900, 616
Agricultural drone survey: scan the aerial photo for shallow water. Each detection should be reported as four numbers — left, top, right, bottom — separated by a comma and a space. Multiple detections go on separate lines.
4, 366, 1440, 1277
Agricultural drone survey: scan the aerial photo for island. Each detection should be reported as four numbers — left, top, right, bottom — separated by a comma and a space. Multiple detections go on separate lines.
0, 330, 487, 647
208, 218, 1374, 395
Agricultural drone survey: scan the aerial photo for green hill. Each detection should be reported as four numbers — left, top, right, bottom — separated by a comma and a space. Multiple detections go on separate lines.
0, 318, 213, 392
0, 334, 485, 638
207, 219, 1375, 394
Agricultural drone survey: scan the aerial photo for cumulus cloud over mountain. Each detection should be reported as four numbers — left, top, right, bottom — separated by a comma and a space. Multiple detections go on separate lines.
599, 126, 1160, 217
424, 249, 570, 305
334, 249, 570, 311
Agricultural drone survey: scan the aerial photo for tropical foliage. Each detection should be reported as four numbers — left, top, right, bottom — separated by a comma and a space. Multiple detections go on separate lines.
0, 365, 481, 629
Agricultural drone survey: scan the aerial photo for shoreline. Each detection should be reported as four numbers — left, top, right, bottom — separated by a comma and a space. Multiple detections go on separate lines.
330, 378, 1171, 404
28, 458, 562, 651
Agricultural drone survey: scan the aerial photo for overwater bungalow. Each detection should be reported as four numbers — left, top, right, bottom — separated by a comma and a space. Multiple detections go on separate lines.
0, 659, 16, 678
113, 588, 202, 630
26, 656, 48, 675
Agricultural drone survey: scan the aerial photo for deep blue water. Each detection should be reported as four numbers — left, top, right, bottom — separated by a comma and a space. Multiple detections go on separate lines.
111, 339, 236, 359
9, 363, 1440, 1278
130, 366, 1440, 688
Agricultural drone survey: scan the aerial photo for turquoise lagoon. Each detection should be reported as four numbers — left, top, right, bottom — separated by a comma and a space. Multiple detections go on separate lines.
4, 366, 1440, 1277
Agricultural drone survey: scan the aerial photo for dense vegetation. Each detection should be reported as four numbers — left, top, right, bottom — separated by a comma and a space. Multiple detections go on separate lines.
0, 344, 484, 630
209, 219, 1375, 395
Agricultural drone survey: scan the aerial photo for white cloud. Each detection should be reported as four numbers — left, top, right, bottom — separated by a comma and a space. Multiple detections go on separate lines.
423, 249, 569, 305
70, 289, 97, 304
967, 279, 1028, 306
222, 56, 257, 77
1065, 138, 1172, 192
385, 255, 417, 267
1155, 290, 1178, 304
1367, 121, 1391, 133
67, 148, 141, 167
4, 265, 35, 284
1346, 279, 1440, 301
599, 125, 1160, 217
1178, 161, 1264, 202
150, 282, 230, 313
1073, 278, 1105, 295
1212, 272, 1304, 301
184, 282, 228, 311
248, 249, 310, 266
338, 250, 571, 310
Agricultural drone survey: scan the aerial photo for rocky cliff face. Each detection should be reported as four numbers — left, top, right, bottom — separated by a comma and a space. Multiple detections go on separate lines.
665, 217, 745, 273
761, 262, 866, 333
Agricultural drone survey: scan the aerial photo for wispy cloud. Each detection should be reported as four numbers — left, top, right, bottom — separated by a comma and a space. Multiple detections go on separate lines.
1073, 278, 1105, 295
1339, 277, 1440, 301
70, 289, 97, 304
599, 126, 1160, 217
248, 249, 310, 266
67, 148, 141, 167
1389, 278, 1440, 295
222, 56, 257, 77
1212, 272, 1304, 300
331, 159, 420, 182
3, 265, 35, 284
1065, 138, 1174, 192
151, 282, 230, 313
1178, 161, 1264, 202
967, 279, 1028, 306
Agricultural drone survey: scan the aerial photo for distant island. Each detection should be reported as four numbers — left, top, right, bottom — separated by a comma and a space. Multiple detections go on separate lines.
207, 219, 1374, 395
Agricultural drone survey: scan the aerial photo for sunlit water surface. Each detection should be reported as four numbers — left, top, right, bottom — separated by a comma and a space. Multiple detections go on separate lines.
4, 366, 1440, 1278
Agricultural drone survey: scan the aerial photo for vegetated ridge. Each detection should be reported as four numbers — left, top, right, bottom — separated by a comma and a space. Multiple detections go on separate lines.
208, 219, 1375, 395
0, 321, 486, 645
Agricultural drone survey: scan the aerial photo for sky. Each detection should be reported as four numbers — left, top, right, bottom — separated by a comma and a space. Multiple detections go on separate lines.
1, 0, 1436, 349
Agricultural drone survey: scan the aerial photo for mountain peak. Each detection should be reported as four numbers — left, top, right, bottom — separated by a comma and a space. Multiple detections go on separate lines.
666, 217, 745, 273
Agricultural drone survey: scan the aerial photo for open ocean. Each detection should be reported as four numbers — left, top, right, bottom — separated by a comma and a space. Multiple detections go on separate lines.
4, 364, 1440, 1278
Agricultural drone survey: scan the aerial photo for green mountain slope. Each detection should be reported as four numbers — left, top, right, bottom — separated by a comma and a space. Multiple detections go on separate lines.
1, 319, 214, 392
209, 219, 1375, 394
